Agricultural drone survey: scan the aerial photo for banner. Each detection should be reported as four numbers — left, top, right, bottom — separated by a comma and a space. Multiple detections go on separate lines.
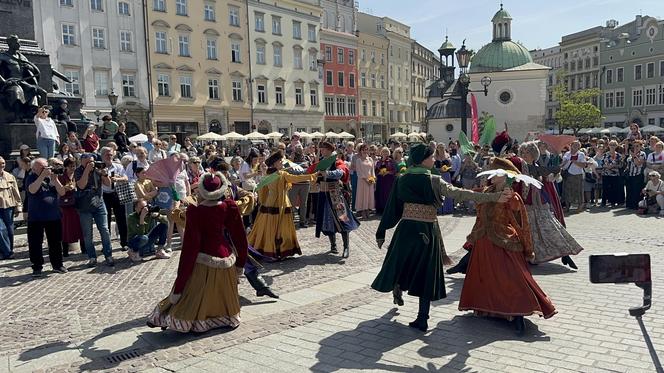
470, 93, 479, 143
479, 117, 496, 146
458, 131, 474, 156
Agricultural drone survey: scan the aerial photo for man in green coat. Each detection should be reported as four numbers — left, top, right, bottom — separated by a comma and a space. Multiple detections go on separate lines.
371, 143, 513, 332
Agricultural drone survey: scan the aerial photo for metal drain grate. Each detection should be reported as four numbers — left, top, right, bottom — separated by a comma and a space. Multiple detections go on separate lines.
104, 348, 143, 364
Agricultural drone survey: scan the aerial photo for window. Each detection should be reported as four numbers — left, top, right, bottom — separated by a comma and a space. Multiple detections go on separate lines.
203, 39, 217, 60
361, 49, 366, 61
570, 61, 576, 71
381, 101, 385, 117
155, 32, 167, 53
257, 84, 266, 104
62, 24, 76, 46
232, 80, 242, 101
349, 50, 354, 65
338, 72, 344, 87
617, 67, 624, 82
91, 0, 103, 11
94, 70, 108, 96
336, 97, 346, 116
325, 71, 333, 86
275, 85, 284, 104
371, 51, 375, 63
370, 73, 376, 88
397, 67, 401, 80
661, 61, 664, 77
360, 72, 366, 87
292, 21, 301, 39
337, 48, 344, 64
208, 79, 219, 99
635, 65, 642, 80
231, 41, 241, 63
308, 50, 317, 71
120, 31, 132, 52
121, 73, 136, 97
204, 4, 215, 21
325, 96, 334, 116
178, 35, 190, 56
371, 100, 377, 117
633, 88, 643, 107
272, 16, 281, 35
180, 76, 192, 98
660, 88, 664, 105
295, 87, 303, 105
64, 70, 80, 95
585, 58, 590, 69
647, 63, 655, 79
381, 53, 385, 65
349, 73, 355, 88
229, 6, 239, 27
616, 90, 625, 108
175, 0, 187, 16
361, 99, 367, 116
646, 87, 656, 106
380, 75, 385, 89
307, 24, 316, 42
157, 74, 170, 96
293, 48, 303, 69
92, 28, 105, 49
309, 88, 318, 106
255, 12, 264, 31
60, 0, 73, 6
593, 57, 599, 67
154, 0, 165, 11
347, 98, 356, 116
256, 44, 265, 64
605, 92, 614, 108
118, 2, 130, 15
273, 44, 282, 66
325, 46, 332, 62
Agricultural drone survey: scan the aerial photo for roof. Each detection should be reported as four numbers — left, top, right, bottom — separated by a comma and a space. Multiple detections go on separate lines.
468, 40, 534, 73
491, 5, 512, 22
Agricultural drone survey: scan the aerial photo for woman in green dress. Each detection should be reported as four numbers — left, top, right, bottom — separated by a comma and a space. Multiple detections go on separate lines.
371, 144, 513, 332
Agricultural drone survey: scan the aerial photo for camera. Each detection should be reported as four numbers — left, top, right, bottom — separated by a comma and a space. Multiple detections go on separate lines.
94, 161, 106, 169
147, 205, 161, 214
51, 167, 65, 175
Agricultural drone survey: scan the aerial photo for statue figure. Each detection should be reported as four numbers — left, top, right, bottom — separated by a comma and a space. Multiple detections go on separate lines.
0, 35, 47, 121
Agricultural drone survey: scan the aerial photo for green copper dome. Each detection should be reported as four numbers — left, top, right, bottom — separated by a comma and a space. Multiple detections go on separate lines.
491, 4, 512, 22
468, 40, 533, 73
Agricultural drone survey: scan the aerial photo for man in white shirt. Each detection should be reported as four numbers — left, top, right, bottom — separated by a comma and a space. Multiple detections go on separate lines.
167, 135, 181, 153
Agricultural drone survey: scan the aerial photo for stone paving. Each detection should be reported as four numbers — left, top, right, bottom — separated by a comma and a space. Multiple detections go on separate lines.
0, 208, 662, 372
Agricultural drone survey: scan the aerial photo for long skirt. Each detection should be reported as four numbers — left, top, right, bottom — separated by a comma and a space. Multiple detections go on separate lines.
459, 237, 556, 319
625, 175, 645, 209
375, 174, 396, 214
61, 206, 83, 244
563, 174, 584, 207
438, 172, 454, 214
350, 172, 358, 211
355, 178, 375, 211
248, 206, 300, 259
147, 263, 241, 332
602, 175, 625, 205
526, 204, 583, 263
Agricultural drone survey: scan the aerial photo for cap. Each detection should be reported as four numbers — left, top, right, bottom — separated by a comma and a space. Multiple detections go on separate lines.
80, 153, 95, 159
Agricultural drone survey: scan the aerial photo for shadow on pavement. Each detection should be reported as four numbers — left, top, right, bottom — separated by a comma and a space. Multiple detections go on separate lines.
529, 262, 577, 276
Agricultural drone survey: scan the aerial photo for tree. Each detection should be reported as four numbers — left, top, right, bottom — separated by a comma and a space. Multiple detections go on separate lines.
553, 72, 603, 136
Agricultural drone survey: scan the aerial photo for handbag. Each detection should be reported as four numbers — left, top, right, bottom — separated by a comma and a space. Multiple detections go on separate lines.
59, 191, 76, 207
115, 180, 136, 205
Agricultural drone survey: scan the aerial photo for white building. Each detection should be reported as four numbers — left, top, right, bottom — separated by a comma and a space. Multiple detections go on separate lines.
33, 0, 149, 131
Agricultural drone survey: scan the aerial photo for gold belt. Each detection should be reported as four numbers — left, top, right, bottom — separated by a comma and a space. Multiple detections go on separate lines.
319, 181, 339, 192
196, 252, 236, 269
402, 203, 437, 223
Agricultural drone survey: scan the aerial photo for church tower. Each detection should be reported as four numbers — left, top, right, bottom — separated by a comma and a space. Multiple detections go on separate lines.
492, 3, 513, 42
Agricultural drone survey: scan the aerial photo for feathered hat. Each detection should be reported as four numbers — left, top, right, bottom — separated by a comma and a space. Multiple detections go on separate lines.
491, 130, 513, 155
198, 171, 229, 201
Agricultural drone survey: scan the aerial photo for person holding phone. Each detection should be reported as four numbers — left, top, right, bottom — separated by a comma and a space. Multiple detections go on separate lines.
34, 106, 60, 159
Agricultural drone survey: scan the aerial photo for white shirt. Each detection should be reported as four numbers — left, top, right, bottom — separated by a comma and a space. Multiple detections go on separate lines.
34, 116, 59, 141
125, 159, 149, 182
239, 161, 253, 182
149, 148, 167, 163
562, 151, 587, 176
102, 162, 126, 193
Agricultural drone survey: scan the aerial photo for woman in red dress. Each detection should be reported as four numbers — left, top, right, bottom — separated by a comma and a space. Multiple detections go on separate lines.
147, 171, 248, 332
458, 159, 556, 336
58, 158, 83, 256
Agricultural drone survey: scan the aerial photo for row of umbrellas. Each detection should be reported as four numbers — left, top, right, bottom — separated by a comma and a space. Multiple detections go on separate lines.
561, 125, 664, 135
194, 130, 358, 142
389, 132, 428, 139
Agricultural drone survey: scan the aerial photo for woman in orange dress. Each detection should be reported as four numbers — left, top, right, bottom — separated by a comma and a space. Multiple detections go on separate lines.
458, 163, 556, 336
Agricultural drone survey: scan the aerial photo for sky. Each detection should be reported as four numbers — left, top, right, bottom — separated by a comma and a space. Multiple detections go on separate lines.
359, 0, 663, 54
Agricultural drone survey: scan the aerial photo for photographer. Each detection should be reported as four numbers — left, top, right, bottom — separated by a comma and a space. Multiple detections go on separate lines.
75, 153, 113, 267
26, 158, 66, 277
100, 147, 129, 250
126, 198, 170, 261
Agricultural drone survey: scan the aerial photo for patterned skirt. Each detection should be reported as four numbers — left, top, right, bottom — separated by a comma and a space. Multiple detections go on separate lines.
526, 204, 584, 264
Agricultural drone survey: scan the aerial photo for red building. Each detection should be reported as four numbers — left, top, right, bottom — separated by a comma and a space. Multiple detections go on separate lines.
321, 31, 359, 134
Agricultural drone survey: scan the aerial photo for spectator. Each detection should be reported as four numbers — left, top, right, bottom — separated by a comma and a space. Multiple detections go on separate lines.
167, 135, 181, 153
352, 143, 375, 219
100, 115, 118, 139
126, 198, 170, 261
100, 147, 129, 250
627, 122, 642, 141
561, 141, 587, 211
34, 106, 60, 159
183, 137, 197, 157
75, 153, 114, 267
134, 167, 158, 202
639, 171, 664, 215
125, 146, 149, 182
601, 140, 625, 207
82, 124, 100, 154
645, 141, 664, 175
66, 132, 83, 158
114, 122, 130, 155
26, 158, 67, 276
56, 143, 73, 162
0, 156, 21, 260
187, 156, 203, 195
51, 99, 77, 133
148, 140, 167, 163
625, 140, 646, 209
143, 131, 156, 153
239, 149, 263, 191
58, 158, 83, 257
228, 156, 243, 185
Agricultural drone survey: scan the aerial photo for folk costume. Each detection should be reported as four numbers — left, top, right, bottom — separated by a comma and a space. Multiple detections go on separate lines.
371, 144, 503, 332
247, 151, 316, 259
315, 142, 360, 259
147, 172, 248, 332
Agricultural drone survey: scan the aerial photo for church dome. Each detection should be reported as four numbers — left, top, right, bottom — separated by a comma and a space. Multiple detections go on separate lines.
468, 41, 533, 73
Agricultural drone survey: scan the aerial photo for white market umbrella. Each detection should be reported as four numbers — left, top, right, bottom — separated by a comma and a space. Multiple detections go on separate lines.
606, 126, 623, 133
588, 127, 603, 134
224, 131, 247, 141
325, 131, 342, 138
618, 127, 630, 134
562, 128, 574, 135
295, 131, 312, 138
579, 128, 594, 134
408, 132, 422, 138
419, 132, 428, 138
390, 132, 408, 139
310, 131, 325, 138
338, 131, 355, 139
246, 131, 268, 140
128, 133, 148, 143
196, 132, 226, 141
266, 131, 285, 139
641, 125, 664, 133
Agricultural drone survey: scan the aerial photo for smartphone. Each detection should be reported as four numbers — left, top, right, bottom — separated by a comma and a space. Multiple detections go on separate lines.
589, 254, 651, 284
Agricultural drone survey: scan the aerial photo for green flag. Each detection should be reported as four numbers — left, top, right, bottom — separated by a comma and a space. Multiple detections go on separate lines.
458, 131, 474, 156
315, 154, 338, 171
479, 117, 496, 146
255, 172, 280, 191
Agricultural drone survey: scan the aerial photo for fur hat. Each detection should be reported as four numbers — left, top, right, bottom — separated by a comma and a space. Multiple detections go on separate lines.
265, 150, 284, 168
488, 157, 521, 174
491, 130, 513, 155
198, 171, 229, 201
409, 143, 434, 166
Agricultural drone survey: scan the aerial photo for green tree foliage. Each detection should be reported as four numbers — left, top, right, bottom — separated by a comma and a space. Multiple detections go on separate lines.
553, 72, 602, 135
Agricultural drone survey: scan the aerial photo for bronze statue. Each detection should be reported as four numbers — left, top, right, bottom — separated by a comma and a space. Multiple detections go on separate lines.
0, 34, 47, 121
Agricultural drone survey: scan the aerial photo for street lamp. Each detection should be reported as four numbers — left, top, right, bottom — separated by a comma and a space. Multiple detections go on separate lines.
107, 90, 119, 121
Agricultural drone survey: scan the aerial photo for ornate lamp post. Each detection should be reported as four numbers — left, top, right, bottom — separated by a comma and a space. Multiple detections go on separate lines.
107, 90, 119, 121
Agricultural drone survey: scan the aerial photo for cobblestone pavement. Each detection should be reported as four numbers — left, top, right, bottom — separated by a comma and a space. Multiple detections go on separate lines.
0, 207, 662, 372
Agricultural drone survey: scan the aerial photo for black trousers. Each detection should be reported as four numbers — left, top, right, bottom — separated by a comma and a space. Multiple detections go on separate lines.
28, 220, 63, 271
625, 175, 645, 209
103, 192, 127, 247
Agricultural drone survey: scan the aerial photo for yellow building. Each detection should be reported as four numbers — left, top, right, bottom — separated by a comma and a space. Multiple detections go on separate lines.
357, 31, 389, 142
147, 0, 251, 138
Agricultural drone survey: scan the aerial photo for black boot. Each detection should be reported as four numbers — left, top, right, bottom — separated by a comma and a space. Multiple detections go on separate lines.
329, 234, 338, 254
341, 232, 350, 258
513, 316, 526, 336
409, 297, 430, 332
392, 285, 404, 306
62, 242, 69, 258
561, 256, 578, 270
245, 269, 279, 299
446, 251, 471, 275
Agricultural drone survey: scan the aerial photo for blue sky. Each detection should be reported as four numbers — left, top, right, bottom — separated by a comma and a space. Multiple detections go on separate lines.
359, 0, 663, 54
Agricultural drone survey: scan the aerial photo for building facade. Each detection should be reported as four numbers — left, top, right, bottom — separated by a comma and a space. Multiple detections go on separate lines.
531, 45, 563, 131
146, 0, 251, 138
320, 0, 359, 135
34, 0, 150, 132
357, 30, 388, 142
601, 15, 664, 128
559, 26, 603, 111
247, 0, 323, 136
411, 41, 439, 133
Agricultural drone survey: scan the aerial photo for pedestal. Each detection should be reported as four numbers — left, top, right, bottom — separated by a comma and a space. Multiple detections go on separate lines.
0, 122, 68, 158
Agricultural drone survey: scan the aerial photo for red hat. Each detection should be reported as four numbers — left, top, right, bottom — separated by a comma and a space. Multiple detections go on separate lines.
491, 130, 512, 155
198, 172, 229, 201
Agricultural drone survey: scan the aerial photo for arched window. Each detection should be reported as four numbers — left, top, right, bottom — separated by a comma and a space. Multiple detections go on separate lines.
498, 23, 503, 38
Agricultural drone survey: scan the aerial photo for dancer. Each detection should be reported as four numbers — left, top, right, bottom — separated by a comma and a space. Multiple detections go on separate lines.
458, 163, 557, 336
315, 141, 359, 258
147, 172, 248, 332
371, 144, 512, 332
247, 151, 316, 259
